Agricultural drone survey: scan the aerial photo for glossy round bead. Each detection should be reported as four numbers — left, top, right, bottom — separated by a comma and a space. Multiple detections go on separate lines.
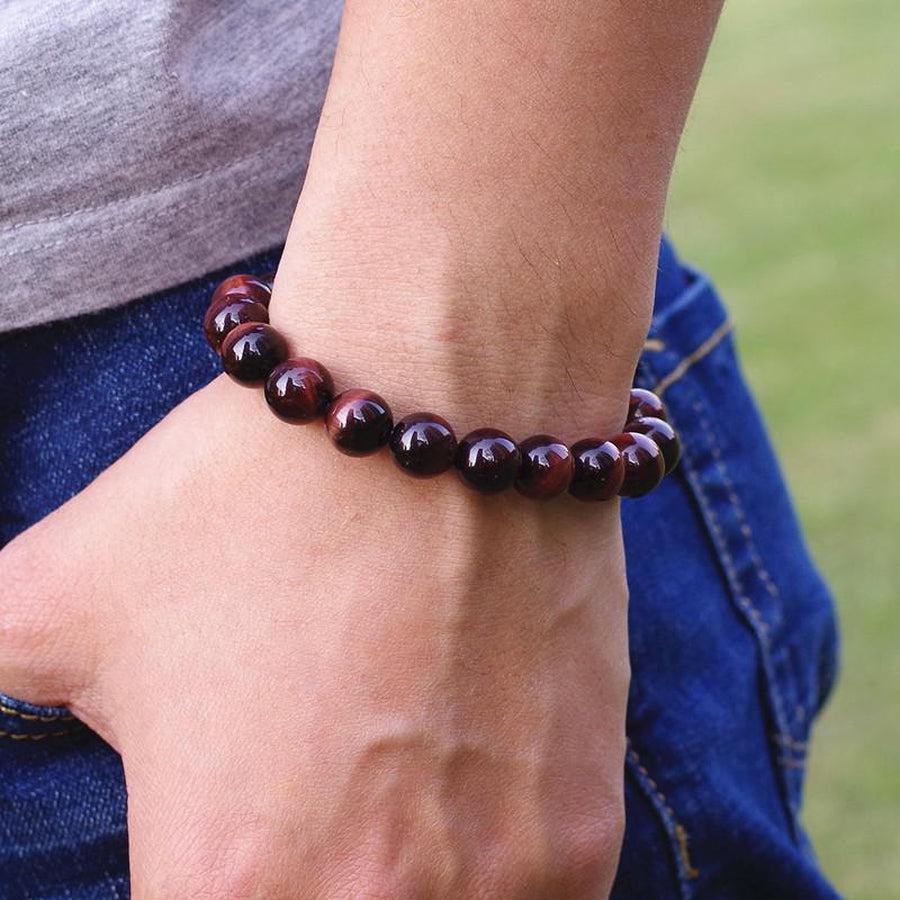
220, 322, 288, 385
455, 428, 521, 495
627, 388, 667, 425
389, 413, 457, 478
568, 439, 625, 502
325, 389, 394, 457
610, 432, 666, 498
211, 273, 273, 308
629, 416, 681, 474
515, 435, 574, 500
203, 297, 269, 353
264, 358, 334, 423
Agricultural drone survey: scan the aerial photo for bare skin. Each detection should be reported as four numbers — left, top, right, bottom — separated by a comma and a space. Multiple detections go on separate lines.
0, 3, 721, 896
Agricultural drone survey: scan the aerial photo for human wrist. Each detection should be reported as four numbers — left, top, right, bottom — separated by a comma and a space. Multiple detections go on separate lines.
269, 197, 658, 441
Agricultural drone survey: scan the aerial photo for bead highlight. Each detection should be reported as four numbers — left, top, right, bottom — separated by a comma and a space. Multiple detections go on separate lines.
204, 298, 269, 354
325, 389, 394, 456
628, 388, 667, 424
221, 322, 288, 385
515, 435, 574, 500
628, 416, 681, 474
456, 429, 521, 494
610, 432, 666, 498
211, 273, 273, 309
390, 414, 458, 478
568, 439, 625, 502
265, 358, 335, 423
205, 274, 680, 503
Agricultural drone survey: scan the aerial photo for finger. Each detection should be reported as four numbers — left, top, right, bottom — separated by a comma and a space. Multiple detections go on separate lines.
0, 505, 102, 708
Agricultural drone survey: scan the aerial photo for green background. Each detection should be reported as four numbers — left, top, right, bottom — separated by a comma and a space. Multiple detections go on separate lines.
667, 1, 899, 896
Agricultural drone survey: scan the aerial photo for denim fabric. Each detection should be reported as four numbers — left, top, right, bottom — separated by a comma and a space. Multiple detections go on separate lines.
0, 241, 839, 898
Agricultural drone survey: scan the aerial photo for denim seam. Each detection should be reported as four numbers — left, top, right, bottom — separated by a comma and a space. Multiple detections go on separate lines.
651, 319, 734, 397
625, 745, 698, 899
641, 321, 807, 829
0, 702, 74, 723
0, 726, 83, 741
687, 395, 810, 758
694, 394, 785, 613
666, 369, 805, 840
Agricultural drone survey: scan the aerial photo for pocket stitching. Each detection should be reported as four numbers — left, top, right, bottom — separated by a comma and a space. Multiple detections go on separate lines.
0, 726, 84, 741
625, 743, 698, 899
0, 702, 75, 723
655, 357, 807, 836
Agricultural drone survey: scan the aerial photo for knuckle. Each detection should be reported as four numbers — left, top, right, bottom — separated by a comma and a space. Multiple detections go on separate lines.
549, 810, 626, 897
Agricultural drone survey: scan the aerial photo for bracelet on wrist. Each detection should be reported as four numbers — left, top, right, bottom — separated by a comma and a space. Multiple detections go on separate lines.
203, 274, 680, 502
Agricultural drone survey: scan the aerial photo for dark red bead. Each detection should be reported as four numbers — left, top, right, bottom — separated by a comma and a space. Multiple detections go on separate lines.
264, 358, 334, 423
389, 413, 457, 478
325, 389, 393, 457
455, 429, 521, 494
610, 432, 666, 498
203, 297, 269, 354
515, 435, 573, 500
211, 273, 273, 308
568, 439, 625, 502
220, 322, 288, 385
627, 388, 667, 425
628, 416, 681, 473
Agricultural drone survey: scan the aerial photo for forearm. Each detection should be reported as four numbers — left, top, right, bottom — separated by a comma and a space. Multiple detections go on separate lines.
275, 0, 723, 438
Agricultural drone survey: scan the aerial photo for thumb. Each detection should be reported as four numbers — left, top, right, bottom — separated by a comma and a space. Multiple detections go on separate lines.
0, 505, 103, 711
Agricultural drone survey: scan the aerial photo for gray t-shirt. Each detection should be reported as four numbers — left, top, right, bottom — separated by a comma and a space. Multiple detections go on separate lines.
0, 0, 340, 332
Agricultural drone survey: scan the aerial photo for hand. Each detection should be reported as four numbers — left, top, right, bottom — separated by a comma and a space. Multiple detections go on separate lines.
0, 370, 629, 898
0, 2, 722, 894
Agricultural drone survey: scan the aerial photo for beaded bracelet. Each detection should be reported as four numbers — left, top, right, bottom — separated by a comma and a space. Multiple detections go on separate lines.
203, 274, 681, 502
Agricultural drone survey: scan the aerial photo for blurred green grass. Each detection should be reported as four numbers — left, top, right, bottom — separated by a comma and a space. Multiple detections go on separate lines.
667, 1, 900, 896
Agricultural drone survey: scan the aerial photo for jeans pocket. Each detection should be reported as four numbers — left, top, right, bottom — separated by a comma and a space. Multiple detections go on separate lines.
615, 265, 841, 898
642, 269, 838, 816
0, 692, 86, 742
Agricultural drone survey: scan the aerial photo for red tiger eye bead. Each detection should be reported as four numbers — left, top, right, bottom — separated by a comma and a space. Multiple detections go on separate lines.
264, 358, 334, 423
220, 322, 288, 385
568, 439, 625, 502
389, 413, 457, 477
325, 389, 394, 456
203, 297, 269, 353
627, 388, 667, 424
455, 429, 521, 494
629, 416, 681, 474
515, 435, 573, 500
610, 432, 666, 497
211, 273, 273, 308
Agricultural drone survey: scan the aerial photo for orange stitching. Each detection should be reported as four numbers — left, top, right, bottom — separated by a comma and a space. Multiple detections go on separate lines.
0, 727, 80, 741
673, 825, 700, 880
652, 320, 733, 396
0, 703, 74, 722
627, 747, 699, 881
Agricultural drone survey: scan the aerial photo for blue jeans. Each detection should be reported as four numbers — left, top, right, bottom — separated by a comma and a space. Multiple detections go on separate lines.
0, 241, 840, 898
